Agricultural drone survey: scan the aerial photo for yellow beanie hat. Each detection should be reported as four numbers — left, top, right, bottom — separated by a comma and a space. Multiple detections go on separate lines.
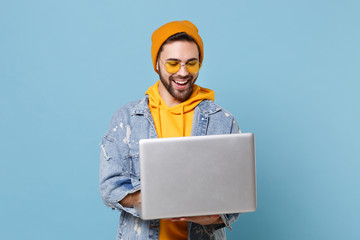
151, 20, 204, 73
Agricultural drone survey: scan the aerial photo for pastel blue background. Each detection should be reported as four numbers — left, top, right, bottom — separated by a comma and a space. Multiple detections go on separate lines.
1, 0, 359, 239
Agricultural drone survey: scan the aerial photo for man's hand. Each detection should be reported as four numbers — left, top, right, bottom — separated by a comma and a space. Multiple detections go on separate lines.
119, 191, 141, 208
171, 215, 223, 225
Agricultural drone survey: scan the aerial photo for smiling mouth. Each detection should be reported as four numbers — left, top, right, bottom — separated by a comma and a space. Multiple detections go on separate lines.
173, 79, 189, 85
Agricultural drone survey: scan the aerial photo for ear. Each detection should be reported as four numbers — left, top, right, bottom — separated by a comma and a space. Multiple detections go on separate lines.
156, 61, 159, 72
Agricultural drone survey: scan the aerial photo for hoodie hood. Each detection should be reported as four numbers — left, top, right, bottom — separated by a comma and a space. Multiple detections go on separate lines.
145, 81, 215, 137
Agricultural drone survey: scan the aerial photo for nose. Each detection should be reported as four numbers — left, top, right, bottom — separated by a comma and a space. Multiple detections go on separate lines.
177, 62, 189, 76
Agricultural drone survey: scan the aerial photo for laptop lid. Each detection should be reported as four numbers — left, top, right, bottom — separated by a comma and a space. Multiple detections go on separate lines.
139, 133, 257, 220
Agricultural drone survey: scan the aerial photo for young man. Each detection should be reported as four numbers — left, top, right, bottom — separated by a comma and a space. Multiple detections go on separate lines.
100, 20, 241, 240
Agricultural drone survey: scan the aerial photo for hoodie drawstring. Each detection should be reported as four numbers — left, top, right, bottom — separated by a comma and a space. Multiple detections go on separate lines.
157, 101, 163, 138
181, 105, 185, 136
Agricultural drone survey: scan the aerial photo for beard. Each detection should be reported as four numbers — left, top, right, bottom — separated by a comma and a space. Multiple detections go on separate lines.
159, 67, 198, 102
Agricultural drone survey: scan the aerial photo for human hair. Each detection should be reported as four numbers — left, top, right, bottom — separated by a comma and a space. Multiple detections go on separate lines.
156, 32, 201, 62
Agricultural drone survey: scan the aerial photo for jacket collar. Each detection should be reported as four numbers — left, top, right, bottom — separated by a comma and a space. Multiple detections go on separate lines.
131, 95, 221, 116
131, 95, 151, 116
197, 99, 222, 115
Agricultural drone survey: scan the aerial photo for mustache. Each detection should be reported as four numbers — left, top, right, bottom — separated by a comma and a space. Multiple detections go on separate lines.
170, 74, 193, 81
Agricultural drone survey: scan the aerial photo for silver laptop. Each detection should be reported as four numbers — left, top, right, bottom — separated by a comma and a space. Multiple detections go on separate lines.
139, 133, 257, 220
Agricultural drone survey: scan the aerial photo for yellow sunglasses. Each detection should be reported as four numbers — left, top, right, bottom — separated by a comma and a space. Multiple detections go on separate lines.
160, 59, 202, 74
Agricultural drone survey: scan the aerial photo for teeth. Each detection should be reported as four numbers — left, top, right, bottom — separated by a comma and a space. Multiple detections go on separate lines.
174, 80, 188, 85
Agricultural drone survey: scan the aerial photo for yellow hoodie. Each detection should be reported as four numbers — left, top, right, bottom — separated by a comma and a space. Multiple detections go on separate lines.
145, 81, 215, 240
145, 81, 215, 138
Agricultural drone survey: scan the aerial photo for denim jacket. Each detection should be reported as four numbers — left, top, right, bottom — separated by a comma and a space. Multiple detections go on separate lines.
99, 95, 242, 240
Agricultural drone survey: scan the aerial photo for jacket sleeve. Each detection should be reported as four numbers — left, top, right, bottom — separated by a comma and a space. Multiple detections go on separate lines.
99, 128, 141, 217
230, 115, 241, 134
219, 115, 242, 230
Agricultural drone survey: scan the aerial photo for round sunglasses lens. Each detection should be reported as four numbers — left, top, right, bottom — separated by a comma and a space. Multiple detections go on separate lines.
165, 61, 180, 73
186, 61, 200, 73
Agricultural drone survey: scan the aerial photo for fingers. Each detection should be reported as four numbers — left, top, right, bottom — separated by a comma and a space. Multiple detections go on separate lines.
170, 215, 221, 225
171, 215, 219, 221
171, 217, 186, 222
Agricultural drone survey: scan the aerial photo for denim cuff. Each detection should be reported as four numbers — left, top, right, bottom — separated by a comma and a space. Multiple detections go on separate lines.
220, 214, 232, 230
199, 213, 240, 236
221, 213, 241, 230
115, 185, 141, 217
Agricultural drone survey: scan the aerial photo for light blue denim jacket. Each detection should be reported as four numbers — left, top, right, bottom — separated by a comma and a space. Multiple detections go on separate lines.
99, 95, 242, 240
